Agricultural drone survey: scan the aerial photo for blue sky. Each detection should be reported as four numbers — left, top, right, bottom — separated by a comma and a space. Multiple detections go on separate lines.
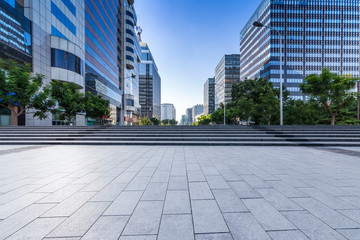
135, 0, 262, 120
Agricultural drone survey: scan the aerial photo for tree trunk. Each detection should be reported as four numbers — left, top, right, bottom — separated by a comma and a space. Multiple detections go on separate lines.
331, 114, 336, 125
10, 106, 18, 126
68, 115, 72, 126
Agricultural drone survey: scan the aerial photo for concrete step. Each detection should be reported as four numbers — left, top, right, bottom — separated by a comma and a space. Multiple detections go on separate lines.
2, 140, 360, 146
1, 137, 360, 142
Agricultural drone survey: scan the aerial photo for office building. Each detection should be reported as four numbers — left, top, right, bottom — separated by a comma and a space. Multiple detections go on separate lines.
24, 0, 86, 126
139, 29, 161, 120
123, 0, 141, 125
0, 0, 32, 125
85, 0, 123, 125
0, 0, 31, 64
180, 115, 187, 125
204, 78, 215, 116
186, 108, 193, 125
215, 54, 240, 109
1, 0, 147, 126
192, 104, 204, 123
161, 103, 176, 120
240, 0, 360, 100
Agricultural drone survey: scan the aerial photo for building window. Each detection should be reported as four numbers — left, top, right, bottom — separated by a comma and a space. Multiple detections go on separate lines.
51, 48, 83, 75
51, 1, 76, 35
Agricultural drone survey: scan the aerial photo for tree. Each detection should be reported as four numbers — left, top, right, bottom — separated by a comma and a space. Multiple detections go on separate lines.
85, 92, 110, 125
231, 78, 288, 125
235, 97, 254, 124
283, 99, 328, 125
150, 117, 160, 125
300, 68, 357, 125
0, 59, 54, 126
161, 119, 178, 125
196, 115, 212, 125
140, 117, 152, 125
51, 80, 85, 125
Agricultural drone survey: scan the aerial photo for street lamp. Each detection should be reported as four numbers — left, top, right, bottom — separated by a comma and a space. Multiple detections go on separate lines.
253, 21, 283, 126
215, 83, 226, 126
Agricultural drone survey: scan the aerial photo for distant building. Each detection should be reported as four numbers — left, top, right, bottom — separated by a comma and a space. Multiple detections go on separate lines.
161, 104, 176, 120
192, 104, 204, 123
139, 31, 161, 120
215, 54, 240, 110
240, 0, 360, 100
186, 108, 193, 125
204, 78, 215, 116
180, 115, 187, 125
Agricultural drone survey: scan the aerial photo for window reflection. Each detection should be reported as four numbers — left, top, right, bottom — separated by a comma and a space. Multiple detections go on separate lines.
51, 48, 83, 75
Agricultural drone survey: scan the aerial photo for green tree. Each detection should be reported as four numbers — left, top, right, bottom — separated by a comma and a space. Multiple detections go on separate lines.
196, 115, 212, 125
85, 92, 110, 125
283, 99, 327, 125
231, 78, 287, 125
161, 119, 178, 125
300, 68, 356, 125
51, 80, 85, 125
0, 59, 54, 126
140, 117, 152, 125
335, 99, 360, 125
150, 117, 160, 125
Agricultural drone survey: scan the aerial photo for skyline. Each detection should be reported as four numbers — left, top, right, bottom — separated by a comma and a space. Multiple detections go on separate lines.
136, 0, 262, 120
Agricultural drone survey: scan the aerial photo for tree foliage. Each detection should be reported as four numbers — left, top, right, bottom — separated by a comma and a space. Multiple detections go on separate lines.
300, 68, 356, 125
195, 115, 212, 125
150, 117, 160, 125
0, 59, 54, 126
229, 78, 288, 125
51, 80, 85, 125
139, 117, 152, 125
161, 119, 178, 125
85, 92, 110, 125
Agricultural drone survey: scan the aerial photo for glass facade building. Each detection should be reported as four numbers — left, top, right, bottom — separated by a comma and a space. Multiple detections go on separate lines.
0, 0, 31, 64
0, 0, 31, 125
186, 108, 193, 125
20, 0, 86, 126
203, 78, 215, 116
192, 104, 204, 123
139, 41, 161, 120
85, 0, 122, 125
215, 54, 240, 109
161, 103, 176, 121
123, 0, 141, 125
240, 0, 360, 100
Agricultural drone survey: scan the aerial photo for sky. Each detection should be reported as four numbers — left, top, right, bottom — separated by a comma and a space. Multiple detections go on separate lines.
135, 0, 262, 121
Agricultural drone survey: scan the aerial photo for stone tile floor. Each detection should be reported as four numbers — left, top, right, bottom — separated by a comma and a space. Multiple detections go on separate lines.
0, 145, 360, 240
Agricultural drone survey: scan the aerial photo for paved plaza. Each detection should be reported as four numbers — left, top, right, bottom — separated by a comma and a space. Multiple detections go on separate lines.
0, 145, 360, 240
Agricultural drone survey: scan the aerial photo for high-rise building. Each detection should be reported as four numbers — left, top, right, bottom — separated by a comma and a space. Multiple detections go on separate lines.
0, 0, 31, 64
204, 78, 215, 116
215, 54, 240, 109
0, 0, 147, 126
161, 103, 176, 120
85, 0, 123, 125
122, 0, 141, 125
24, 0, 86, 126
180, 115, 187, 125
186, 108, 193, 125
192, 104, 204, 123
240, 0, 360, 100
0, 0, 32, 125
138, 30, 161, 120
